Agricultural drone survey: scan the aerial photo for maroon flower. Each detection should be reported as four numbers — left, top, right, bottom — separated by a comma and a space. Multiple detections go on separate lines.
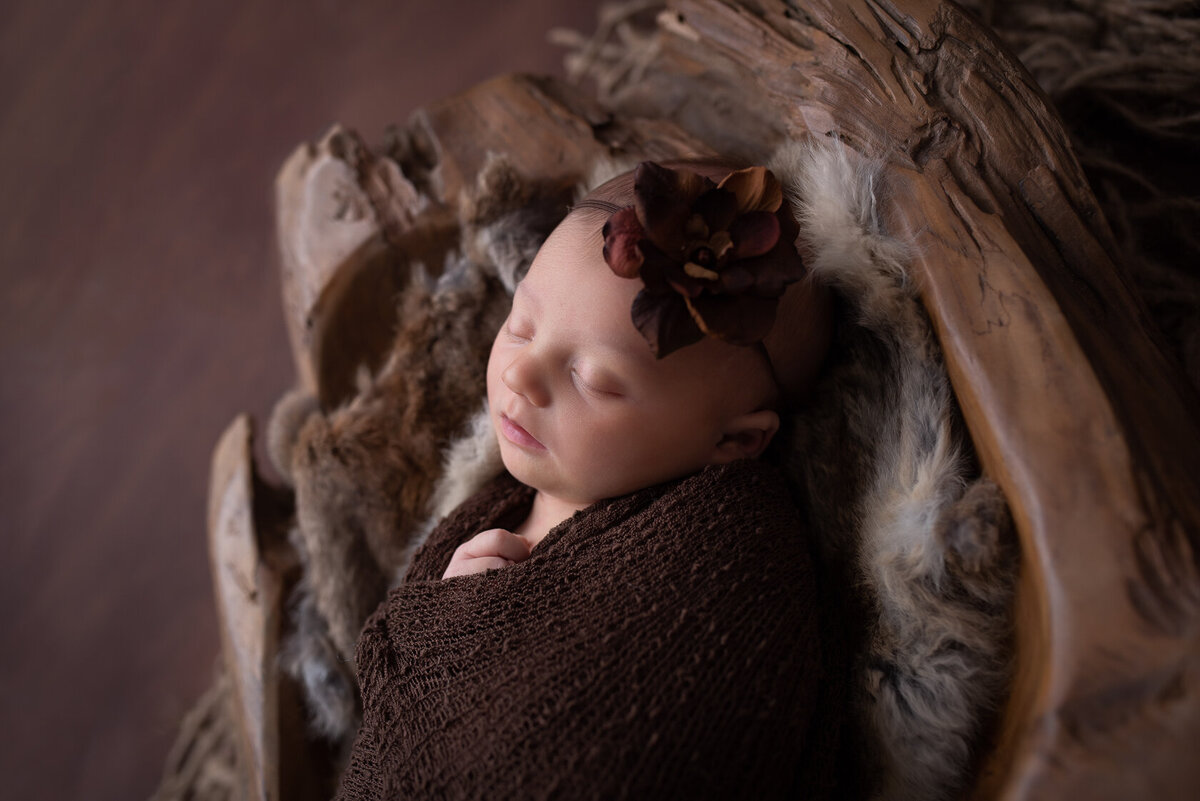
601, 161, 805, 358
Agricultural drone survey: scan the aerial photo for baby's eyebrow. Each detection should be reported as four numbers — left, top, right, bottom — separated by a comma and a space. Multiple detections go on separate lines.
598, 338, 653, 366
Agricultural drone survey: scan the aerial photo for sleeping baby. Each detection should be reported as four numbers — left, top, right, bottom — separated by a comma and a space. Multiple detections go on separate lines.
335, 160, 840, 800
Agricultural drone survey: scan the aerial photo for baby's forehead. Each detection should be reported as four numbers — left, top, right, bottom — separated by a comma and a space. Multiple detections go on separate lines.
523, 212, 626, 288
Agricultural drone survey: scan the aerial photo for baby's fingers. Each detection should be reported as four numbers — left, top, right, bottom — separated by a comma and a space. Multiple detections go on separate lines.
460, 528, 532, 563
442, 555, 514, 579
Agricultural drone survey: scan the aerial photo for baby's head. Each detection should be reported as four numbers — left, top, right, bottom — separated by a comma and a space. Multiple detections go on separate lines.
486, 160, 834, 506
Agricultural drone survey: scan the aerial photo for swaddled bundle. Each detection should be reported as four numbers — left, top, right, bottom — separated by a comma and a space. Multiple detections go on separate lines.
335, 459, 836, 800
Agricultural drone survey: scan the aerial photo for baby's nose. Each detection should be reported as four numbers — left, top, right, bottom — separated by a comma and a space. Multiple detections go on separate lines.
501, 352, 551, 408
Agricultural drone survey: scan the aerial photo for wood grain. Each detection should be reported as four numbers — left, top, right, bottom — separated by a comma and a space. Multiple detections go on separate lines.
598, 1, 1200, 797
208, 415, 281, 801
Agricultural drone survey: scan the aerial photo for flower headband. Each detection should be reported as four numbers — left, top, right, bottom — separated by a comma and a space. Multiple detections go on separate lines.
601, 161, 806, 359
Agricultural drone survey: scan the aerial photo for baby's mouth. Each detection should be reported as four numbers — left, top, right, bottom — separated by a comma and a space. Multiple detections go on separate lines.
499, 413, 546, 451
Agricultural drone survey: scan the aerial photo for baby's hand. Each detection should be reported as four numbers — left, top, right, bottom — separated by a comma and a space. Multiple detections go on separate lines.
442, 528, 532, 579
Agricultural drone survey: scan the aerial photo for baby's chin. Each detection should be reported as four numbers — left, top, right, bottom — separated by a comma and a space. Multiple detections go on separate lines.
495, 448, 599, 507
495, 438, 547, 489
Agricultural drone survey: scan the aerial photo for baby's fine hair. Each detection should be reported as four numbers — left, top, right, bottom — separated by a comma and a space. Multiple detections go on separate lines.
572, 158, 747, 217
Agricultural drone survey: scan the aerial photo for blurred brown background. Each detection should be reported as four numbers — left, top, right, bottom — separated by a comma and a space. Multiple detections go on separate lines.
0, 1, 603, 798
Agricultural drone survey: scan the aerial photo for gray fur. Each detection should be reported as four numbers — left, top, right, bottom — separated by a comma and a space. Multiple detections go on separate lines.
776, 137, 1016, 801
265, 387, 320, 487
274, 152, 560, 744
278, 552, 360, 743
462, 151, 571, 292
397, 401, 502, 586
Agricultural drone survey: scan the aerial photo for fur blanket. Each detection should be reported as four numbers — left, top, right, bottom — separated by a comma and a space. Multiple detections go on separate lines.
774, 141, 1016, 800
268, 153, 553, 743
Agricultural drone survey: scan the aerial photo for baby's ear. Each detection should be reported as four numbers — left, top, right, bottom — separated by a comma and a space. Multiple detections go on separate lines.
711, 409, 781, 463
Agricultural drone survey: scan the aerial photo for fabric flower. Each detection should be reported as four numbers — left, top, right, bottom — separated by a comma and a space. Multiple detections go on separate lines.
601, 161, 805, 358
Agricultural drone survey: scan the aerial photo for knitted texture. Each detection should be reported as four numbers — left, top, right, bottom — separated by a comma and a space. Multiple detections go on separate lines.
335, 459, 829, 800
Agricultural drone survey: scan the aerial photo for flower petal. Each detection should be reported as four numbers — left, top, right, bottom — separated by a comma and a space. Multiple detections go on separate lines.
685, 292, 779, 346
631, 289, 704, 359
693, 187, 738, 233
636, 244, 675, 294
720, 249, 802, 295
602, 207, 646, 278
717, 166, 783, 213
728, 211, 781, 259
634, 162, 713, 254
716, 263, 755, 293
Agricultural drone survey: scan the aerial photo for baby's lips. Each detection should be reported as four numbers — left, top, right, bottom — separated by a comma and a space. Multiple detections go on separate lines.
499, 413, 546, 450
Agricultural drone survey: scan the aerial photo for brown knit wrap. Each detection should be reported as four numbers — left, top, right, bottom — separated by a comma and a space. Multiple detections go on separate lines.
335, 459, 834, 800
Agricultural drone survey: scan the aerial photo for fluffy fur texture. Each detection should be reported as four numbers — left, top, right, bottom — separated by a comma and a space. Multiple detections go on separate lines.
278, 553, 360, 743
575, 151, 641, 203
461, 150, 574, 293
284, 259, 509, 739
290, 259, 508, 656
400, 400, 501, 584
774, 138, 1016, 801
275, 153, 561, 741
266, 387, 319, 487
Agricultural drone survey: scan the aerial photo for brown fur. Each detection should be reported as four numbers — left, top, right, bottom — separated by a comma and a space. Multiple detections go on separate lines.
290, 262, 509, 662
275, 154, 565, 741
266, 387, 319, 487
460, 151, 576, 292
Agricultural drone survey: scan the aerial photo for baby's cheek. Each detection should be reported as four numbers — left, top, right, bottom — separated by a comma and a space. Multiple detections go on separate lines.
586, 414, 655, 478
485, 346, 506, 408
485, 339, 500, 384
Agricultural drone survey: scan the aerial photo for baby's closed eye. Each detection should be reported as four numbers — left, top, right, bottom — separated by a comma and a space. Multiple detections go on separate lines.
505, 317, 534, 343
571, 367, 624, 399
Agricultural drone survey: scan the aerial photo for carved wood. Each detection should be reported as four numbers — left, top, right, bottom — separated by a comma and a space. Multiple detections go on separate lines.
208, 416, 329, 801
583, 1, 1200, 798
208, 415, 282, 801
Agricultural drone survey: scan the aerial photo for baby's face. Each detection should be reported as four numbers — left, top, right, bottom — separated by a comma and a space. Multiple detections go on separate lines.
486, 212, 775, 507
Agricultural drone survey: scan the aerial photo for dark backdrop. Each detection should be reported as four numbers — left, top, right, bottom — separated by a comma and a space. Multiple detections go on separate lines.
0, 1, 603, 798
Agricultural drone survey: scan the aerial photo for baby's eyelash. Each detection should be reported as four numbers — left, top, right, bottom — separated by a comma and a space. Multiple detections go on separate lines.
571, 368, 621, 399
505, 321, 532, 342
